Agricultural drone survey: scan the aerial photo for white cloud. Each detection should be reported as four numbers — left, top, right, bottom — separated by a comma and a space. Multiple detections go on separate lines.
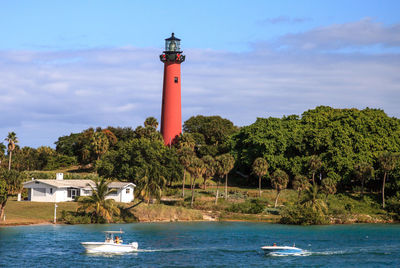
278, 17, 400, 50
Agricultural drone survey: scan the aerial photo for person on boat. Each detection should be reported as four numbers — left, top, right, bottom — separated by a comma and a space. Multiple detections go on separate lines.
115, 236, 120, 244
273, 243, 277, 247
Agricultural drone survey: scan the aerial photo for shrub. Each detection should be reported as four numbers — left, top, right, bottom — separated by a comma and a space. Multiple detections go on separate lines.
280, 204, 329, 225
61, 210, 92, 224
386, 194, 400, 216
164, 187, 179, 197
226, 199, 266, 214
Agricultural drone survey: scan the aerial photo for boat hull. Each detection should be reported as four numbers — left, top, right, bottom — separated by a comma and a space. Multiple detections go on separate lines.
81, 242, 138, 253
261, 246, 303, 256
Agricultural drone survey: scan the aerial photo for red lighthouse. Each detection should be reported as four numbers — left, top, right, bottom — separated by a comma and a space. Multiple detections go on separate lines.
160, 33, 185, 145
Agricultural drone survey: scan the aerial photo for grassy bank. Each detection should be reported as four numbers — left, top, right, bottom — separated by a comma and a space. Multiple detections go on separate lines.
1, 199, 78, 225
1, 186, 395, 226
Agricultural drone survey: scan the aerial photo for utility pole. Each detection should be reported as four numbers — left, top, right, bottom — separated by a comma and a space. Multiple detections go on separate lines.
54, 203, 58, 224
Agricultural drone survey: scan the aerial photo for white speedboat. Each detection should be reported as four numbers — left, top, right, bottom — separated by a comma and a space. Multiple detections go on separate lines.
261, 244, 304, 256
81, 231, 138, 253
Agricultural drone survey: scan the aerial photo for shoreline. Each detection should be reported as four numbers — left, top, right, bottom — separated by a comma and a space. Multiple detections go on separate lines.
1, 218, 397, 227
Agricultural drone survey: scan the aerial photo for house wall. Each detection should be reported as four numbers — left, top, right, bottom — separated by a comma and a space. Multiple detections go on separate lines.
26, 183, 57, 202
121, 185, 134, 203
105, 186, 134, 203
105, 188, 122, 203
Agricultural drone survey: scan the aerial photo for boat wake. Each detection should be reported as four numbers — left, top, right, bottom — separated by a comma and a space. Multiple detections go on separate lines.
136, 247, 203, 253
267, 251, 311, 257
137, 247, 257, 254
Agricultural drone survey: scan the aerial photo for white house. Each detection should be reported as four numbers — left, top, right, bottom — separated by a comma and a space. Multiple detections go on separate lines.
23, 173, 136, 203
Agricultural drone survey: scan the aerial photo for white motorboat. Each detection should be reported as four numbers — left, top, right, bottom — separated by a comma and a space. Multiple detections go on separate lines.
261, 243, 304, 256
81, 230, 138, 253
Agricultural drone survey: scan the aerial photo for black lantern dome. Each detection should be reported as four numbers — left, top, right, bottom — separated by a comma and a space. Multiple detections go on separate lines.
164, 33, 182, 53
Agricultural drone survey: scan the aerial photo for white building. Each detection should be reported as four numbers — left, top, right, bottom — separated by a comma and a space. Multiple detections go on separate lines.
23, 173, 135, 203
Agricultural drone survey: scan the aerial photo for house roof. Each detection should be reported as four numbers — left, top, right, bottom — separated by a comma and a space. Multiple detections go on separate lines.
23, 179, 136, 189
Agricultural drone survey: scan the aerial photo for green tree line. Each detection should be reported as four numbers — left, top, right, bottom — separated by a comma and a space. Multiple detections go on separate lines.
1, 106, 399, 224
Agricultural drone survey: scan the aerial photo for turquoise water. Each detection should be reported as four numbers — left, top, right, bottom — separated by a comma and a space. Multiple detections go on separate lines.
1, 222, 399, 267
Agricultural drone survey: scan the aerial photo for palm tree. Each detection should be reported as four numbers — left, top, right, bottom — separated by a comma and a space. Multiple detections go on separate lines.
321, 177, 337, 199
301, 184, 328, 215
202, 155, 216, 190
270, 169, 289, 208
136, 174, 166, 205
354, 162, 374, 196
177, 147, 196, 198
217, 153, 235, 200
175, 133, 196, 150
188, 157, 205, 207
378, 152, 399, 208
5, 132, 18, 170
77, 178, 120, 223
252, 157, 269, 197
214, 159, 224, 204
292, 174, 311, 200
90, 132, 110, 161
144, 117, 159, 129
309, 155, 322, 185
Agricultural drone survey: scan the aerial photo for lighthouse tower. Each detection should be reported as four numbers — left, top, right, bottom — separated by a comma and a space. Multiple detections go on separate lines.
160, 33, 185, 145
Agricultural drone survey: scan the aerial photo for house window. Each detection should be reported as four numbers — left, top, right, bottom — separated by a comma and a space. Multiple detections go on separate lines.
83, 190, 91, 195
108, 188, 118, 196
126, 188, 130, 194
33, 188, 46, 196
50, 188, 53, 194
67, 188, 80, 198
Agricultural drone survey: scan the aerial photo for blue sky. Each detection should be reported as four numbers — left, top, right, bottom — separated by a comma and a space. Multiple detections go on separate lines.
1, 1, 399, 148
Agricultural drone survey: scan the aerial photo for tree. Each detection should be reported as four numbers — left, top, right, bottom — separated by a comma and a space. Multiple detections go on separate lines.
136, 172, 166, 205
321, 177, 337, 198
177, 147, 195, 198
301, 184, 328, 216
270, 169, 289, 207
378, 152, 399, 208
183, 115, 238, 157
0, 169, 25, 220
97, 138, 164, 182
252, 157, 269, 197
91, 131, 110, 161
77, 177, 120, 223
187, 157, 205, 207
354, 162, 374, 196
214, 158, 224, 204
292, 174, 311, 200
0, 143, 6, 167
216, 153, 235, 199
55, 133, 82, 157
102, 129, 118, 147
202, 155, 216, 190
144, 117, 159, 129
309, 155, 322, 185
5, 132, 18, 170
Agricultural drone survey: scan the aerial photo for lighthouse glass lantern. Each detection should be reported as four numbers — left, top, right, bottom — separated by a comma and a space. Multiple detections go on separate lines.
165, 33, 181, 53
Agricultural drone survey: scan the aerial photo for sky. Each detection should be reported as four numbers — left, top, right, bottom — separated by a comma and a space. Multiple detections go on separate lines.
0, 0, 399, 148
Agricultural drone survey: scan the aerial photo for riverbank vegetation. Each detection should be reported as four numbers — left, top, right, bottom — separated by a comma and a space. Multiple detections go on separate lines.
1, 106, 399, 225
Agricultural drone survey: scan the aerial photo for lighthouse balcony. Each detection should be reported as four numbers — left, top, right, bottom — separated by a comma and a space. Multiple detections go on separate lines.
160, 53, 185, 63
